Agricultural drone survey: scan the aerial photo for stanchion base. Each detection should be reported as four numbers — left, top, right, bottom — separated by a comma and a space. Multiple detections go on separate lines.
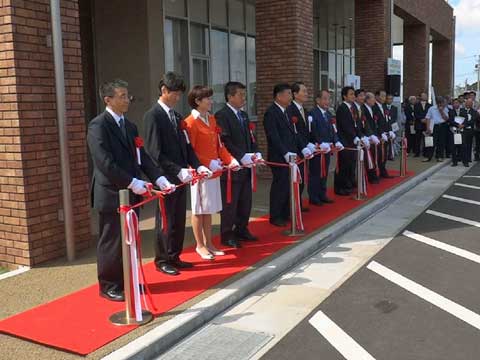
282, 230, 305, 237
352, 194, 368, 201
109, 310, 153, 326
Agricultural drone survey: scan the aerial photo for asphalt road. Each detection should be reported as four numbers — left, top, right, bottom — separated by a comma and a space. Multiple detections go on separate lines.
261, 163, 480, 360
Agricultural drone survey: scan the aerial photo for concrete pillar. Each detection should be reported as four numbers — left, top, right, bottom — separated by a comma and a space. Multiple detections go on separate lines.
403, 23, 430, 97
355, 0, 392, 92
432, 39, 454, 96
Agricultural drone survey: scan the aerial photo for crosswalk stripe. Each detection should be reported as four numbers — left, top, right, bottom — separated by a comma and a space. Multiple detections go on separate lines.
454, 183, 480, 190
403, 230, 480, 264
442, 194, 480, 206
463, 176, 480, 179
367, 261, 480, 330
426, 210, 480, 228
309, 311, 376, 360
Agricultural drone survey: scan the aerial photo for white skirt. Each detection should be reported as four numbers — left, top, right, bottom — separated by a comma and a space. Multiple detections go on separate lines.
190, 177, 222, 215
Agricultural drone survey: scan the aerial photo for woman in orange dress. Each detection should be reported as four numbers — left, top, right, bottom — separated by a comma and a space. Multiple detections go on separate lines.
185, 86, 240, 260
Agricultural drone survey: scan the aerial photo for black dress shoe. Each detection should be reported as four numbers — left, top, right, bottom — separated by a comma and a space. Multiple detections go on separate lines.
100, 289, 125, 302
309, 201, 323, 206
301, 206, 309, 212
380, 173, 393, 179
320, 197, 334, 204
334, 189, 350, 196
369, 178, 380, 184
269, 219, 287, 227
171, 259, 194, 269
221, 238, 242, 248
235, 229, 258, 241
156, 263, 179, 276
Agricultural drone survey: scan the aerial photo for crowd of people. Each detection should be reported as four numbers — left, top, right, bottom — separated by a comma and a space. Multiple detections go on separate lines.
87, 71, 478, 302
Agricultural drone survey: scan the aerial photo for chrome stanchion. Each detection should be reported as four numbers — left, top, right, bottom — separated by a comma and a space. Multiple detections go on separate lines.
110, 189, 153, 326
399, 131, 406, 177
283, 154, 304, 237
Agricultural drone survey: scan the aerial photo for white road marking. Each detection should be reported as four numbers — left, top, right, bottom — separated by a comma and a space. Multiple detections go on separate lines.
426, 210, 480, 228
367, 261, 480, 330
454, 183, 480, 190
463, 176, 480, 179
309, 311, 376, 360
442, 194, 480, 206
403, 230, 480, 264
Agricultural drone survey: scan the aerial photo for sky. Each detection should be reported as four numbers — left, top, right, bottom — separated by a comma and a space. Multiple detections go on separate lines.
451, 0, 480, 87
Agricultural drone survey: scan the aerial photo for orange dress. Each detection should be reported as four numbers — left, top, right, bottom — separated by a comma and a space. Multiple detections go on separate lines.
185, 111, 234, 214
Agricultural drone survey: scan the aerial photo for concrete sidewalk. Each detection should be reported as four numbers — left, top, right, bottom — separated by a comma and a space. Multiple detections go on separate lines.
0, 157, 440, 360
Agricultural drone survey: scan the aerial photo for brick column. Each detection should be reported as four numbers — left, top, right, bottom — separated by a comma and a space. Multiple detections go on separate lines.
0, 0, 91, 269
432, 39, 453, 96
355, 0, 392, 92
255, 0, 314, 165
403, 23, 430, 97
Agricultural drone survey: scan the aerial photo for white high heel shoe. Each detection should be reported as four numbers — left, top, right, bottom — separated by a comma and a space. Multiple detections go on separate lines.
207, 247, 225, 256
196, 247, 214, 260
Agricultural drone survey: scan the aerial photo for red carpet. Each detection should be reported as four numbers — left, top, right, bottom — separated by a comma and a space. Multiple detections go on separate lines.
0, 172, 412, 355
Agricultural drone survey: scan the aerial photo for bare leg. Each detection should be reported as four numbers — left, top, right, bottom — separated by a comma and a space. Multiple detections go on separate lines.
192, 215, 210, 256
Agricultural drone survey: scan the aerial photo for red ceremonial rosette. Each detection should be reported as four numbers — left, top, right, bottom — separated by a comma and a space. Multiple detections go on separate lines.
248, 122, 256, 143
134, 136, 144, 148
361, 115, 367, 123
291, 116, 298, 125
179, 120, 187, 131
330, 117, 336, 125
374, 115, 379, 122
384, 109, 390, 117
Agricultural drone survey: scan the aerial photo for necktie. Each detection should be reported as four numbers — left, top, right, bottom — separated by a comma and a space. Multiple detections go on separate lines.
236, 111, 244, 126
119, 117, 127, 138
169, 109, 177, 131
300, 107, 305, 121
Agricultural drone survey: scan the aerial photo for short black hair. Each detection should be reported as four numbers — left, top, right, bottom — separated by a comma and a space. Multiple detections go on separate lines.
375, 90, 386, 97
354, 89, 365, 97
291, 82, 305, 99
158, 71, 186, 94
315, 89, 330, 99
341, 86, 355, 100
99, 79, 128, 100
273, 83, 291, 99
386, 93, 394, 98
224, 81, 246, 102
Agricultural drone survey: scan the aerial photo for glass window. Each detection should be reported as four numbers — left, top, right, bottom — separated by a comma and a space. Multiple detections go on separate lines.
192, 58, 209, 86
211, 30, 229, 113
189, 0, 208, 23
247, 36, 256, 116
318, 11, 328, 50
229, 0, 245, 32
337, 54, 343, 89
211, 0, 227, 27
336, 26, 344, 55
320, 51, 328, 72
313, 17, 319, 49
165, 0, 186, 17
344, 56, 351, 76
246, 0, 255, 34
190, 23, 209, 56
328, 26, 336, 51
230, 33, 246, 84
314, 51, 320, 95
321, 74, 328, 90
328, 52, 335, 91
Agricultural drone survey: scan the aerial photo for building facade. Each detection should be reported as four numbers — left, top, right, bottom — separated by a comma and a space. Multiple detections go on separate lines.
0, 0, 454, 269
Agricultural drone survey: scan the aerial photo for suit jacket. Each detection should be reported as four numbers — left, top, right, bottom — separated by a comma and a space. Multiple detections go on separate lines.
448, 108, 464, 130
384, 104, 398, 126
143, 102, 200, 185
286, 102, 310, 149
363, 105, 380, 136
414, 102, 431, 131
215, 104, 259, 181
309, 106, 338, 144
404, 103, 415, 126
459, 107, 477, 130
87, 111, 163, 212
354, 102, 372, 137
373, 103, 391, 134
263, 103, 304, 163
335, 102, 359, 147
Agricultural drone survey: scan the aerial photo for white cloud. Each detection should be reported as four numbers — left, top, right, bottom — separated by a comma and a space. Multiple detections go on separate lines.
453, 0, 480, 33
455, 42, 466, 55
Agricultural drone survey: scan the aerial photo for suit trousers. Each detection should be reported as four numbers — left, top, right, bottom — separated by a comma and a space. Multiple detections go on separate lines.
308, 154, 330, 202
154, 186, 187, 266
334, 149, 355, 192
474, 130, 480, 160
463, 129, 474, 162
270, 165, 290, 221
413, 132, 424, 156
97, 209, 138, 293
367, 145, 379, 181
221, 171, 253, 237
426, 124, 446, 160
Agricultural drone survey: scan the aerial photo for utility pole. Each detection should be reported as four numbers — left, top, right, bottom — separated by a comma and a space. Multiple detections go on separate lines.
476, 55, 480, 95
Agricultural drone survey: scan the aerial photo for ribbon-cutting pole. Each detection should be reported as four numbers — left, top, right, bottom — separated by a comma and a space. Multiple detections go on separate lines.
283, 154, 305, 237
109, 189, 153, 326
353, 143, 367, 201
399, 132, 407, 177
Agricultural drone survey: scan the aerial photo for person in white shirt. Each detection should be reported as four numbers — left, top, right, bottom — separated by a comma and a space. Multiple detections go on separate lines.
424, 96, 449, 162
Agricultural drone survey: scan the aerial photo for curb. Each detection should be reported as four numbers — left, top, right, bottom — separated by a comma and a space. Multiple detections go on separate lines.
103, 161, 449, 360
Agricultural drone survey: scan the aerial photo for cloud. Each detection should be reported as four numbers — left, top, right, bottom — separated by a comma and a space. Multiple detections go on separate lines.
453, 0, 480, 33
455, 42, 466, 55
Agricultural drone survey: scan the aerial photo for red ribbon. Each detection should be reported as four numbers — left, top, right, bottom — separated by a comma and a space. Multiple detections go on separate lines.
304, 159, 309, 201
402, 137, 408, 173
227, 167, 232, 204
320, 153, 327, 178
248, 123, 256, 144
251, 165, 257, 192
335, 151, 340, 174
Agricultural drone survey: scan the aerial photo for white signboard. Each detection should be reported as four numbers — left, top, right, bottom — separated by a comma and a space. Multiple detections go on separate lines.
387, 58, 401, 76
345, 74, 361, 89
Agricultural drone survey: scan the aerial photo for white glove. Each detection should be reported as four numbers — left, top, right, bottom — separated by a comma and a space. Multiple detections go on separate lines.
177, 168, 193, 184
302, 147, 313, 159
361, 136, 370, 148
389, 131, 396, 139
240, 153, 255, 167
320, 142, 331, 153
335, 141, 344, 151
254, 152, 263, 162
307, 142, 316, 153
156, 176, 175, 193
353, 136, 360, 145
128, 178, 147, 195
197, 165, 212, 178
284, 152, 297, 163
228, 158, 241, 171
381, 133, 388, 142
209, 159, 223, 172
370, 135, 380, 145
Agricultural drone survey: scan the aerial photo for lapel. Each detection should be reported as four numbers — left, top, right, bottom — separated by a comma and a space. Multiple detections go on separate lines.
156, 104, 187, 159
276, 104, 294, 134
104, 111, 131, 151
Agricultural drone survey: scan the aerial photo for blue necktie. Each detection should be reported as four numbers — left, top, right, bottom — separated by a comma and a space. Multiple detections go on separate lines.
237, 111, 244, 126
119, 117, 126, 138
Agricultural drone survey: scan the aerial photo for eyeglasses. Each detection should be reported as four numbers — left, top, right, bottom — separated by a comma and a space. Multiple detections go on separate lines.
109, 94, 135, 102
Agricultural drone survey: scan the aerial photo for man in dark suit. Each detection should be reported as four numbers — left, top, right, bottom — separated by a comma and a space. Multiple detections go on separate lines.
308, 90, 343, 204
287, 82, 316, 210
263, 83, 313, 227
414, 92, 431, 157
404, 96, 417, 154
334, 86, 359, 195
460, 98, 478, 165
363, 92, 381, 183
385, 94, 398, 128
143, 72, 210, 276
449, 98, 468, 167
87, 79, 174, 301
216, 82, 262, 248
374, 90, 394, 178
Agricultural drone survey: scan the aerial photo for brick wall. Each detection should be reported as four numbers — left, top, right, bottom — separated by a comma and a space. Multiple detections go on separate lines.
432, 39, 454, 97
354, 0, 392, 93
403, 23, 430, 98
255, 0, 314, 171
0, 0, 90, 269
